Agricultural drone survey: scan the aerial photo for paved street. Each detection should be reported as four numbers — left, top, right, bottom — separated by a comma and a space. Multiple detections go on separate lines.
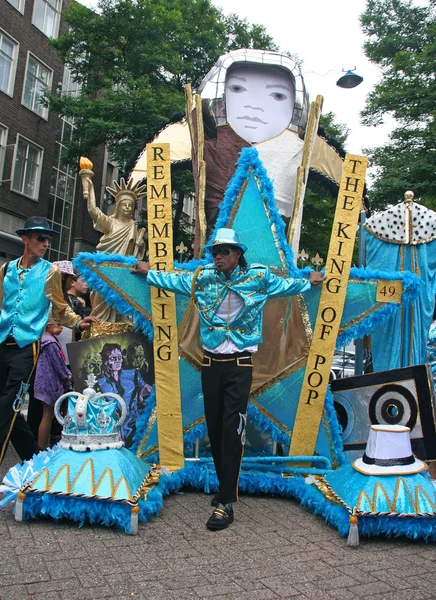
1, 447, 435, 600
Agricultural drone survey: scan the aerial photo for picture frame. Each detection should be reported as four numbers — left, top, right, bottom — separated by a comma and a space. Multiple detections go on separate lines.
68, 331, 154, 448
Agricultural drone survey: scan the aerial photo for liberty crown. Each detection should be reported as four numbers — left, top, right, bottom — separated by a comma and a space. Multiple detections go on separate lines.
106, 177, 147, 204
54, 375, 127, 452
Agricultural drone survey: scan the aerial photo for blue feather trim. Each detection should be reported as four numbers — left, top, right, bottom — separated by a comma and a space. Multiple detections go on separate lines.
294, 481, 436, 542
247, 404, 290, 448
21, 492, 160, 535
10, 458, 436, 541
168, 464, 436, 542
73, 252, 154, 339
206, 147, 300, 275
337, 267, 422, 348
129, 387, 156, 453
183, 422, 208, 446
349, 266, 422, 295
324, 388, 346, 466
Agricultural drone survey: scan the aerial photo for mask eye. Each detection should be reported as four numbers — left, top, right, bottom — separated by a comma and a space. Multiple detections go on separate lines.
228, 84, 247, 94
270, 92, 288, 101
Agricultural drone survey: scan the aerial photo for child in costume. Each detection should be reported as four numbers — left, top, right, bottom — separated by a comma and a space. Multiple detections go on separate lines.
34, 315, 72, 449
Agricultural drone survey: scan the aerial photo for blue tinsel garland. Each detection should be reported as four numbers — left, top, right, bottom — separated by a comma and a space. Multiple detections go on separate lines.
129, 387, 156, 453
73, 252, 154, 338
336, 266, 422, 348
8, 452, 436, 541
207, 147, 300, 275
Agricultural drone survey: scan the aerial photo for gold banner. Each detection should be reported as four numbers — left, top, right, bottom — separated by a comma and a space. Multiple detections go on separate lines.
290, 154, 368, 459
145, 143, 184, 470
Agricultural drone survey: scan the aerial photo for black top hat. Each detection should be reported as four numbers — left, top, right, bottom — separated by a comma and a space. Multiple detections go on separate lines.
16, 216, 59, 236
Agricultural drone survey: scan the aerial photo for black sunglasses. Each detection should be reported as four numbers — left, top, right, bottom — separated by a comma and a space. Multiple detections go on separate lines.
36, 235, 52, 244
211, 246, 235, 257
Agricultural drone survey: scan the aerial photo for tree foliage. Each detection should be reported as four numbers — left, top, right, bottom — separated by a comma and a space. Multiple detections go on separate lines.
360, 0, 436, 210
299, 112, 349, 263
49, 0, 277, 168
319, 111, 349, 147
223, 13, 279, 52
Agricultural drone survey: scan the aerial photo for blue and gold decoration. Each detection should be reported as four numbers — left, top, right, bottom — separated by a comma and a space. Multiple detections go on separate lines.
365, 191, 436, 371
302, 426, 436, 543
74, 149, 421, 474
1, 148, 430, 540
4, 379, 166, 534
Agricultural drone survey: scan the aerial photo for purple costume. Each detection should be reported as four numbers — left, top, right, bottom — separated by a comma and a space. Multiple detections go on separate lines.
34, 332, 71, 406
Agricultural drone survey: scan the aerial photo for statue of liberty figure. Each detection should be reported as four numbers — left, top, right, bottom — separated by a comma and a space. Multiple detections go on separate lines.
80, 159, 147, 321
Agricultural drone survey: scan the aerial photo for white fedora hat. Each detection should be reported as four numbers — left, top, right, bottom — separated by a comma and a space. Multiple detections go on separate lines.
353, 424, 427, 476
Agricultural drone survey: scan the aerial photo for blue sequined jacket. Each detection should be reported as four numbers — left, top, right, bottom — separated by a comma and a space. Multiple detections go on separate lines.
146, 264, 311, 350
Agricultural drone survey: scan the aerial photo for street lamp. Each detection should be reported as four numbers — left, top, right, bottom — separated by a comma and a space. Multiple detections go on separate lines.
336, 68, 364, 89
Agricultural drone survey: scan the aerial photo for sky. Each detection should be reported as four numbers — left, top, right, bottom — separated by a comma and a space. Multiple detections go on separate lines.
77, 0, 398, 155
213, 0, 394, 155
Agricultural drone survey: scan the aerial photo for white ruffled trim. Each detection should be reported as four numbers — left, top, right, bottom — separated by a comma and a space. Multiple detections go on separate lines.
366, 202, 436, 243
58, 441, 124, 452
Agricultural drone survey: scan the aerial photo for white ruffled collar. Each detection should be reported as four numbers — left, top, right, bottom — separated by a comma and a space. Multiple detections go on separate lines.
364, 202, 436, 245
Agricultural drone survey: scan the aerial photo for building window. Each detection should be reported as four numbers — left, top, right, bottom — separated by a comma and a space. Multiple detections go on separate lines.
6, 0, 25, 13
47, 120, 76, 259
22, 54, 52, 119
0, 125, 8, 183
0, 30, 19, 97
62, 67, 81, 97
46, 68, 81, 260
32, 0, 61, 38
11, 135, 43, 199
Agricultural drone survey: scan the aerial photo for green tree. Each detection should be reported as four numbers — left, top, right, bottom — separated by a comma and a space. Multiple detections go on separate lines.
319, 111, 349, 147
299, 112, 349, 263
224, 13, 278, 52
360, 0, 436, 210
49, 0, 277, 169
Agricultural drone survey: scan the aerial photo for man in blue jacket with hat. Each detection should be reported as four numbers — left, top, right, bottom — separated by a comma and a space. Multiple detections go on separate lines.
133, 227, 323, 530
0, 217, 96, 464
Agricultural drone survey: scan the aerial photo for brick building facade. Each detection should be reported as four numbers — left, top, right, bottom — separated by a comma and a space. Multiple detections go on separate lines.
0, 0, 112, 263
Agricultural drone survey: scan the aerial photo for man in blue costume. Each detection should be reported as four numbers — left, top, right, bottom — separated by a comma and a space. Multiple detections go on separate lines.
133, 227, 323, 530
0, 217, 96, 464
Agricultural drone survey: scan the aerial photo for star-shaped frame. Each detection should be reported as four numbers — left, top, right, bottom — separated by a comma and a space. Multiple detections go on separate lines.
75, 148, 421, 468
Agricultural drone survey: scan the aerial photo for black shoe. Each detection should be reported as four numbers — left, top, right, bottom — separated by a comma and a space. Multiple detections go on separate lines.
211, 494, 219, 507
206, 504, 234, 531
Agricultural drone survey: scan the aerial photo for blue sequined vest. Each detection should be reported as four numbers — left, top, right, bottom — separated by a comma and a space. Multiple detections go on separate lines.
0, 258, 52, 347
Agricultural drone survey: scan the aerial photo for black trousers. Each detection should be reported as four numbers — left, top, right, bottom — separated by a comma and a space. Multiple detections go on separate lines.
0, 340, 40, 463
201, 350, 253, 504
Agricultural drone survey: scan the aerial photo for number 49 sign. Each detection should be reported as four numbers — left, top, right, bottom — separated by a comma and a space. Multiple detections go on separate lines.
376, 279, 403, 304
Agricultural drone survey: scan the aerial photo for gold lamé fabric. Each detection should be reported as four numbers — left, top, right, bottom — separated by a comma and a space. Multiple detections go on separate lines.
89, 290, 131, 323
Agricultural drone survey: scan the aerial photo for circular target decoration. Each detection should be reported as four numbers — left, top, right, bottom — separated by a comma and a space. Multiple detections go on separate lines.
369, 384, 418, 430
333, 393, 355, 442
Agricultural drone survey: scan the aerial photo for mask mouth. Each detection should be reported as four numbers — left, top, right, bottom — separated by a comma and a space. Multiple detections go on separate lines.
237, 116, 268, 125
